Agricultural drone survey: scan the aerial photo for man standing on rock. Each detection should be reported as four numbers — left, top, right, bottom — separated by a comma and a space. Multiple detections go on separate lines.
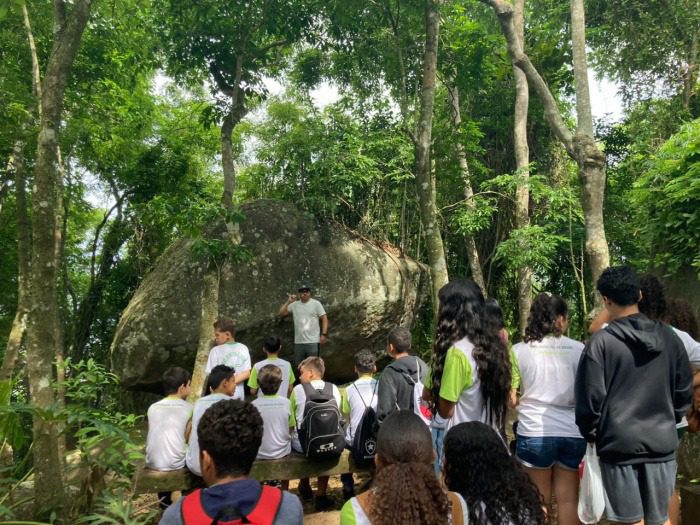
278, 285, 329, 367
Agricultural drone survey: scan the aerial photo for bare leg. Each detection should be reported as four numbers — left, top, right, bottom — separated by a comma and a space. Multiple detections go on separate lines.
523, 466, 552, 514
668, 489, 680, 525
552, 465, 581, 525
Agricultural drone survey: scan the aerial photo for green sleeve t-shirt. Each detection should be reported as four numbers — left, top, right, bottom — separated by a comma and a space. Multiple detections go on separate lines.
439, 347, 474, 402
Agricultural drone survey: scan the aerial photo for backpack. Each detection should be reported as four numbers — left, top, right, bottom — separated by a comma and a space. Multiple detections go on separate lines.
406, 357, 432, 425
298, 382, 345, 460
181, 485, 282, 525
350, 382, 378, 467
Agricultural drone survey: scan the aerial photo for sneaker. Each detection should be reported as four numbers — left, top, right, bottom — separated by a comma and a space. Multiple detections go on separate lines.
315, 495, 335, 512
298, 481, 313, 502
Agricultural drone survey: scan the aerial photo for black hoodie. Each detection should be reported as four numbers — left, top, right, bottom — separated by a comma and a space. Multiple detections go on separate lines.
375, 354, 428, 428
575, 313, 692, 464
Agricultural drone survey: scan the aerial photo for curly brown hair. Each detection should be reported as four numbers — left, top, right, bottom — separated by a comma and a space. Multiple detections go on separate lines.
664, 298, 699, 339
523, 293, 568, 343
368, 411, 450, 525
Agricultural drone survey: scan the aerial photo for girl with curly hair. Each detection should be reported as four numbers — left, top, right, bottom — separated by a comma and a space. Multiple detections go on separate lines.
443, 421, 548, 525
340, 411, 466, 525
511, 292, 584, 525
428, 279, 512, 433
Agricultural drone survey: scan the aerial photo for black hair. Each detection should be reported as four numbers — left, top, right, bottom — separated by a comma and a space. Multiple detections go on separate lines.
354, 350, 376, 374
369, 411, 449, 525
639, 274, 667, 320
207, 365, 234, 394
596, 266, 641, 307
430, 279, 511, 428
263, 335, 281, 354
523, 293, 568, 343
162, 367, 191, 395
387, 326, 412, 354
258, 364, 283, 395
198, 399, 263, 478
443, 422, 548, 525
664, 298, 700, 339
484, 298, 505, 330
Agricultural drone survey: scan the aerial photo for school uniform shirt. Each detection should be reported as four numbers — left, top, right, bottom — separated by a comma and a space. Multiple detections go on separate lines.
287, 298, 326, 344
205, 341, 251, 400
341, 376, 378, 446
146, 396, 192, 470
339, 490, 468, 525
252, 395, 295, 459
290, 380, 342, 441
247, 357, 296, 398
511, 335, 585, 437
186, 393, 230, 476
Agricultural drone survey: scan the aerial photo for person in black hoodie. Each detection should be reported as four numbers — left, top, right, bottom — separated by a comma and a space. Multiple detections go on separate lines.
375, 326, 429, 428
575, 266, 692, 525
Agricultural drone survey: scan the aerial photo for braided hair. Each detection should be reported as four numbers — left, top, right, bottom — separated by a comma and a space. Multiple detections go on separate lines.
429, 279, 511, 429
523, 293, 568, 343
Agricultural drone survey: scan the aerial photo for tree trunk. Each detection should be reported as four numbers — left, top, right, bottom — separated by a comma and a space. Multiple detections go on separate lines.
513, 0, 531, 335
189, 269, 220, 402
0, 139, 31, 383
570, 0, 609, 282
483, 0, 610, 284
415, 0, 448, 309
220, 111, 236, 210
446, 81, 485, 292
24, 0, 93, 517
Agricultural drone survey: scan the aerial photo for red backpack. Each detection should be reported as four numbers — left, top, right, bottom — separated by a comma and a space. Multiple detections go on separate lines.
181, 485, 283, 525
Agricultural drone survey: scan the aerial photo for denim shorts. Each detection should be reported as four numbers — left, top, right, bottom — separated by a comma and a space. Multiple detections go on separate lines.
515, 434, 586, 470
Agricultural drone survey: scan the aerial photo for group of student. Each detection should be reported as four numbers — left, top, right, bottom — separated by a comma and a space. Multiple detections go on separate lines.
146, 266, 700, 525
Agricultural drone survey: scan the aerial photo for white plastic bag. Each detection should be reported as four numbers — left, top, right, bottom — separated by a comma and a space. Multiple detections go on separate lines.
577, 443, 606, 524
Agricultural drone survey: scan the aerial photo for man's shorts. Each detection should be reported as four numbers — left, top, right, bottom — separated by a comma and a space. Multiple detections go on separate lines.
294, 343, 320, 367
600, 459, 676, 525
515, 435, 586, 470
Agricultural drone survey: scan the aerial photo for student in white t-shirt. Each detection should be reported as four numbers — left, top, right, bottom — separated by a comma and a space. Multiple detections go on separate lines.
146, 367, 192, 508
252, 364, 295, 489
511, 293, 584, 525
205, 318, 251, 400
290, 356, 341, 511
339, 350, 377, 500
186, 365, 236, 477
248, 335, 295, 398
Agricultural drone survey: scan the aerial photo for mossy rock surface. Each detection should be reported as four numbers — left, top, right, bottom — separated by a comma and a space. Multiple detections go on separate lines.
111, 199, 428, 399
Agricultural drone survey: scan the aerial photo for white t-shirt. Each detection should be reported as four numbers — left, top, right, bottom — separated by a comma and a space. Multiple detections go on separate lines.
205, 341, 251, 400
671, 326, 700, 367
248, 357, 295, 398
287, 298, 326, 344
290, 380, 342, 441
512, 335, 585, 437
252, 395, 295, 459
341, 377, 378, 445
146, 396, 192, 470
185, 393, 230, 476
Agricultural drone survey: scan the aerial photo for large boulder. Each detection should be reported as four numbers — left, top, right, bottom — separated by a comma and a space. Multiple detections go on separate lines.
111, 199, 429, 393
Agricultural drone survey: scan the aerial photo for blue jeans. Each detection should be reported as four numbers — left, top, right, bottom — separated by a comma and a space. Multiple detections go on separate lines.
515, 434, 586, 470
431, 426, 446, 477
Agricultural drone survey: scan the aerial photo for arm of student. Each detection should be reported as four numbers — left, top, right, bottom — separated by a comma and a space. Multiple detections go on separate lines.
278, 295, 296, 317
438, 398, 456, 420
575, 345, 605, 442
320, 314, 329, 344
589, 308, 612, 335
235, 369, 251, 385
185, 420, 192, 443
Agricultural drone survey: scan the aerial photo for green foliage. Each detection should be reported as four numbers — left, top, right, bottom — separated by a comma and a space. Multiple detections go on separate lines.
634, 118, 700, 276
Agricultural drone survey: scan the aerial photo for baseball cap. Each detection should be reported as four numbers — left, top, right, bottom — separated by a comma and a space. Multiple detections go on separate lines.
298, 284, 312, 292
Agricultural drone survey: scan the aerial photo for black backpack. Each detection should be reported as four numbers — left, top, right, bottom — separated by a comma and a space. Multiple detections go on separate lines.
298, 382, 345, 460
350, 382, 378, 467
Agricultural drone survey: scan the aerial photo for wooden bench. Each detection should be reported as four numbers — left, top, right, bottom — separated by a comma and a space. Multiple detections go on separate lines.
134, 449, 368, 494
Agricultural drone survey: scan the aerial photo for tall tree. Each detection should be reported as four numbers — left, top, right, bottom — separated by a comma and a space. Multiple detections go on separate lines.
482, 0, 610, 284
23, 0, 93, 516
512, 0, 531, 333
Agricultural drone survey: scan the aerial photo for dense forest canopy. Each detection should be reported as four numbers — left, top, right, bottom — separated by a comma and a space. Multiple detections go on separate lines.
0, 0, 699, 521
